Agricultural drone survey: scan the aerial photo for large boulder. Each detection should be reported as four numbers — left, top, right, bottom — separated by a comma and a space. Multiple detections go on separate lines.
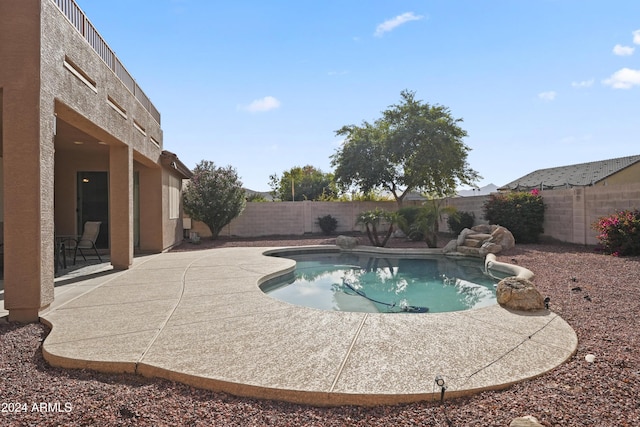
479, 241, 502, 256
471, 224, 493, 234
491, 225, 516, 251
456, 228, 474, 245
336, 235, 359, 249
496, 277, 545, 311
447, 225, 516, 256
452, 225, 515, 256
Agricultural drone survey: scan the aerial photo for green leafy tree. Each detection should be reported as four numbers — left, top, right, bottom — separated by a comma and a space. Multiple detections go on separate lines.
356, 209, 400, 247
183, 160, 246, 239
269, 165, 337, 201
331, 90, 480, 207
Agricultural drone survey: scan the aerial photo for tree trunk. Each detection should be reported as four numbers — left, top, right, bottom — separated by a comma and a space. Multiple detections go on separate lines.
380, 224, 394, 247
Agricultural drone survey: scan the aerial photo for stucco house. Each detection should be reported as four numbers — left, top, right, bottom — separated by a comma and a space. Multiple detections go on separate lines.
0, 0, 192, 322
499, 155, 640, 191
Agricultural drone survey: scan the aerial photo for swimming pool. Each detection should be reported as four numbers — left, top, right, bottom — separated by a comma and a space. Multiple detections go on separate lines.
261, 251, 507, 313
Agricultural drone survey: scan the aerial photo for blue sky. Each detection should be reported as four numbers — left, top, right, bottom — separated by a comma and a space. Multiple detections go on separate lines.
76, 0, 640, 192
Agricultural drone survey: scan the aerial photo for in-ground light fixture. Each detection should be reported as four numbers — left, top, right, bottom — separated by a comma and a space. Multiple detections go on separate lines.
435, 375, 447, 402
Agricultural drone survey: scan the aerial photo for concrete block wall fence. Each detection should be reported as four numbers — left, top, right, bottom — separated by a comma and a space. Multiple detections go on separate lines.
187, 182, 640, 246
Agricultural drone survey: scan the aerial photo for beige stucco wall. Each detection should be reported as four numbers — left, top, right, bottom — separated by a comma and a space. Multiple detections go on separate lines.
138, 166, 163, 252
1, 0, 56, 321
1, 0, 186, 321
42, 0, 162, 160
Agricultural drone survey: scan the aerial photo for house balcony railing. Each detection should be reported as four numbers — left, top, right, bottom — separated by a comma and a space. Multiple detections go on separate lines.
52, 0, 161, 124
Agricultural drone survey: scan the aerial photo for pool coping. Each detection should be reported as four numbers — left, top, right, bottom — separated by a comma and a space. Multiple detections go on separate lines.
38, 246, 577, 406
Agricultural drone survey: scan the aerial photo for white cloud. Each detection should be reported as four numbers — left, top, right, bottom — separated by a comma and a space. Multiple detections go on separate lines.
613, 44, 635, 56
538, 91, 557, 101
633, 29, 640, 45
571, 79, 594, 88
374, 12, 424, 37
241, 96, 281, 112
603, 67, 640, 89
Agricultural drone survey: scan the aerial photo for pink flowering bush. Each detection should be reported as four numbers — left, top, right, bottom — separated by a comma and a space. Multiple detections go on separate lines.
592, 209, 640, 256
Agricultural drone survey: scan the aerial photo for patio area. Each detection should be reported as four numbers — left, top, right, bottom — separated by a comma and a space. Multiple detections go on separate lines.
1, 246, 577, 406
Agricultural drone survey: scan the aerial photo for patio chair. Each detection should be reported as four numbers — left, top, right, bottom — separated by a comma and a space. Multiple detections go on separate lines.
68, 221, 103, 264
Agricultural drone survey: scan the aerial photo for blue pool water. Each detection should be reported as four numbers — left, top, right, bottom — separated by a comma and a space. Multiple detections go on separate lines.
261, 252, 504, 314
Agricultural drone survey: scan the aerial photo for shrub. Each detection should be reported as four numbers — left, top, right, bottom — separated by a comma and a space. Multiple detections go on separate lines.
316, 215, 338, 235
448, 211, 475, 235
483, 191, 545, 243
592, 209, 640, 256
397, 206, 424, 241
410, 200, 458, 248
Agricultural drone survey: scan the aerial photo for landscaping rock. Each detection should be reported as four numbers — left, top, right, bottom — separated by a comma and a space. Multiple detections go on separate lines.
510, 416, 544, 427
496, 277, 545, 311
336, 235, 359, 249
470, 232, 493, 241
479, 242, 502, 256
457, 246, 482, 257
463, 238, 484, 248
471, 224, 493, 234
457, 228, 474, 246
451, 225, 515, 256
442, 239, 458, 253
491, 225, 516, 250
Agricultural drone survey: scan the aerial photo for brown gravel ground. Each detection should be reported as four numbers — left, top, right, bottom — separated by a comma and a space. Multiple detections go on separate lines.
1, 234, 639, 426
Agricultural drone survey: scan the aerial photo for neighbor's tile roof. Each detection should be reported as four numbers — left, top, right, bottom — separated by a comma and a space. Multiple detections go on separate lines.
499, 155, 640, 190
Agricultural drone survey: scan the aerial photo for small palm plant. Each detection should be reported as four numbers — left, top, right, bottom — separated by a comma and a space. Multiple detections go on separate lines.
356, 208, 400, 247
412, 200, 458, 248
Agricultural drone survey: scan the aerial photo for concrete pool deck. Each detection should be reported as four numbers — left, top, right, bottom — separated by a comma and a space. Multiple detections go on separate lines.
4, 247, 577, 406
